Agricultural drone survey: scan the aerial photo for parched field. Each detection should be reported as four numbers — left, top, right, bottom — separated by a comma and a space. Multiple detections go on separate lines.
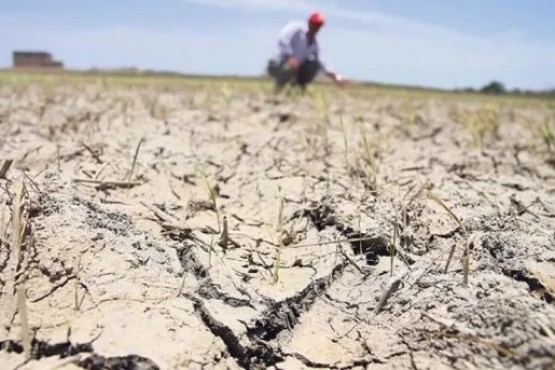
1, 73, 555, 370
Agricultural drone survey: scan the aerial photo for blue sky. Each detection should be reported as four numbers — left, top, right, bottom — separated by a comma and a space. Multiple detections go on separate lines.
0, 0, 553, 89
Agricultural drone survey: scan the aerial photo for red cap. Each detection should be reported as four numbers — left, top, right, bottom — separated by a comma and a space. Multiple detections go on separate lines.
309, 11, 325, 26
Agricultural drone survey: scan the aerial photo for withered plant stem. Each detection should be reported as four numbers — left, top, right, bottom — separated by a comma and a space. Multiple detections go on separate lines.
127, 137, 144, 197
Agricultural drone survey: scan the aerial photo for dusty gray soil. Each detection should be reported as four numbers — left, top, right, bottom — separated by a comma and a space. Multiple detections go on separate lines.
0, 82, 555, 370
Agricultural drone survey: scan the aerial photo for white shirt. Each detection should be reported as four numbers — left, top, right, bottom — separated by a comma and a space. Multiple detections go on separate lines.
273, 21, 328, 73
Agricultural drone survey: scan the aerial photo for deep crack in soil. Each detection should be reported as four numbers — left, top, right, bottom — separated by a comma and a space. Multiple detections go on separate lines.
179, 219, 352, 368
246, 262, 346, 342
0, 339, 159, 369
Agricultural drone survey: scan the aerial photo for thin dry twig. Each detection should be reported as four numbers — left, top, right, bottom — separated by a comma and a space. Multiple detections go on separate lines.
126, 137, 144, 196
73, 178, 142, 189
443, 244, 457, 274
80, 141, 104, 164
140, 201, 180, 223
339, 245, 368, 275
374, 271, 408, 315
16, 284, 32, 360
12, 181, 32, 360
284, 235, 384, 249
0, 159, 13, 179
418, 186, 472, 285
218, 215, 229, 251
272, 188, 285, 284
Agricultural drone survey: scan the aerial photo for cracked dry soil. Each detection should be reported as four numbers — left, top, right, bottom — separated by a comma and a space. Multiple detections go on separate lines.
1, 81, 555, 369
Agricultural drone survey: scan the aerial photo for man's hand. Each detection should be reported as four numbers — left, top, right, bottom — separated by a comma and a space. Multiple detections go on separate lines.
335, 74, 349, 88
327, 72, 349, 88
286, 56, 299, 69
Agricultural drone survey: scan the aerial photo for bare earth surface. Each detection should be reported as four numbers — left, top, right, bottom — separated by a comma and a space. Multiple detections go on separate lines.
1, 82, 555, 370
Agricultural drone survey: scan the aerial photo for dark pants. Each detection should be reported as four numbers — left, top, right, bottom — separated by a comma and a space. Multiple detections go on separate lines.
267, 59, 320, 92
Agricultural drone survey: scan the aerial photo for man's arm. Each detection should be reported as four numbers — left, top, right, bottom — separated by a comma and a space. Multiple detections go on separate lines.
318, 59, 348, 87
325, 71, 347, 87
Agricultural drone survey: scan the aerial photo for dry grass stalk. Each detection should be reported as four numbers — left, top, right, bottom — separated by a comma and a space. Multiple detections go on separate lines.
73, 178, 141, 189
73, 250, 84, 311
209, 235, 214, 268
141, 201, 180, 223
12, 181, 26, 267
540, 117, 555, 156
424, 189, 468, 236
389, 216, 398, 277
405, 182, 471, 284
443, 244, 457, 274
218, 215, 229, 251
358, 122, 379, 191
126, 137, 144, 196
12, 181, 32, 360
81, 141, 103, 164
198, 167, 221, 232
422, 187, 470, 285
340, 114, 350, 176
374, 271, 407, 315
272, 187, 285, 284
339, 245, 367, 276
461, 236, 473, 286
56, 145, 61, 175
403, 181, 430, 208
16, 284, 32, 360
1, 206, 6, 247
0, 159, 13, 179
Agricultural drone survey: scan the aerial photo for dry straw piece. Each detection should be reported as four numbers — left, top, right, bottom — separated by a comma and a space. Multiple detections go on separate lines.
407, 182, 471, 286
12, 181, 32, 360
272, 187, 285, 284
0, 159, 13, 179
126, 137, 144, 196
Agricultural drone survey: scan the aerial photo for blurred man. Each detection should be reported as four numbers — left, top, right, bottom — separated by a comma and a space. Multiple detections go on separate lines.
267, 11, 347, 93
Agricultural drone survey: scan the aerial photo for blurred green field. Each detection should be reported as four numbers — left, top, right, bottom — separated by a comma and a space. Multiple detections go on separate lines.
0, 68, 553, 107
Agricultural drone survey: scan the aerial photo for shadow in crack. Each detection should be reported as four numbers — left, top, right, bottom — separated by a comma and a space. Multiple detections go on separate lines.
347, 232, 390, 266
0, 339, 160, 370
506, 269, 554, 304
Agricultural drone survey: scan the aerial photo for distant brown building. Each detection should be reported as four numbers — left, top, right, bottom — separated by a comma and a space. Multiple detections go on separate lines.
13, 51, 64, 69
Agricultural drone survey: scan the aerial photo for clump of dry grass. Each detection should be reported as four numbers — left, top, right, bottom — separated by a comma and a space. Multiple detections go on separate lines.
220, 83, 233, 107
539, 116, 555, 156
410, 182, 470, 286
456, 105, 501, 146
